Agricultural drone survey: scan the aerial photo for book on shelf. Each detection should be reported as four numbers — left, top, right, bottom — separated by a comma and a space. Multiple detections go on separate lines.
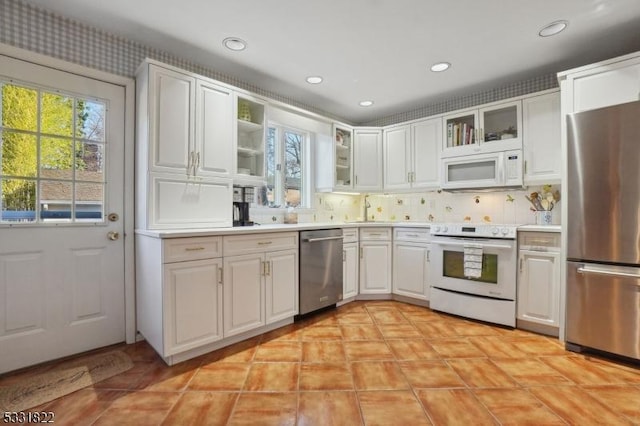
447, 123, 453, 147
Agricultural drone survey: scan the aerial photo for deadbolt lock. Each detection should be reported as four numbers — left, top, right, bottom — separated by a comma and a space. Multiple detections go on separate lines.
108, 213, 119, 222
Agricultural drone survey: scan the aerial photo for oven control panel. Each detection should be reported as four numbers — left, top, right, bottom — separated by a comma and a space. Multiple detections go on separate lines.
430, 223, 517, 239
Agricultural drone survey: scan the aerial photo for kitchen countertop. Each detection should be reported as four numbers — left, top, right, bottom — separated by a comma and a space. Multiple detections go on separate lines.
136, 221, 561, 239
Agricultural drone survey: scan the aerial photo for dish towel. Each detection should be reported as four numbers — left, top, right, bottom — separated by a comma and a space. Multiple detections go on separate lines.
463, 244, 483, 278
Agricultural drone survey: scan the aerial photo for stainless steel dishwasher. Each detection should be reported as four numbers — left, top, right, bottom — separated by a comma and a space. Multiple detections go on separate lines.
299, 229, 344, 315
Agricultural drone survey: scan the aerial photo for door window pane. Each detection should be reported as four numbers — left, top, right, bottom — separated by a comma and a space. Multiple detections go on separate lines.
39, 180, 72, 221
75, 182, 103, 220
41, 137, 74, 180
1, 132, 37, 177
76, 142, 104, 181
76, 99, 106, 141
2, 84, 37, 131
41, 92, 74, 137
1, 178, 36, 222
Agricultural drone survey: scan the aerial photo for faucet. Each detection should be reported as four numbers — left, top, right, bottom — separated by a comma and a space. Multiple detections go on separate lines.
363, 195, 371, 222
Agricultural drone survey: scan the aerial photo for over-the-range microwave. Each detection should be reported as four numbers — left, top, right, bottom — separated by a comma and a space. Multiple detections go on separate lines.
441, 150, 523, 190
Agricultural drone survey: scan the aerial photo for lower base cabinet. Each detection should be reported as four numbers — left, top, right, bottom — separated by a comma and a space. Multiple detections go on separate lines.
223, 232, 298, 338
517, 232, 561, 328
342, 228, 359, 300
136, 232, 298, 364
359, 228, 392, 294
392, 228, 431, 301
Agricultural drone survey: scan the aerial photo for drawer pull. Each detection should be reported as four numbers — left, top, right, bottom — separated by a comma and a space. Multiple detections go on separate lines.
367, 233, 382, 236
258, 241, 273, 246
185, 247, 205, 251
406, 233, 420, 238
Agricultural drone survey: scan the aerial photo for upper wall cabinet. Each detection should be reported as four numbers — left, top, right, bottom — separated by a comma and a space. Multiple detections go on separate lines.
523, 91, 561, 185
334, 124, 354, 190
136, 61, 232, 229
235, 94, 266, 184
441, 100, 522, 158
384, 117, 441, 191
559, 53, 640, 113
144, 64, 234, 179
354, 128, 383, 191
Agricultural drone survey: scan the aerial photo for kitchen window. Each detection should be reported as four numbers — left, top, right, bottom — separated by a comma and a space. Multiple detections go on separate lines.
264, 125, 309, 208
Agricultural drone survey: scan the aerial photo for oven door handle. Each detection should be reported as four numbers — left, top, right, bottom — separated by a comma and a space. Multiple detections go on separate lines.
430, 240, 514, 250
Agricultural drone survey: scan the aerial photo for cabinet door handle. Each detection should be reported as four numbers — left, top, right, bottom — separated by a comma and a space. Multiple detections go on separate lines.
524, 160, 528, 174
519, 258, 523, 273
218, 267, 223, 284
185, 247, 205, 251
360, 247, 363, 259
355, 175, 358, 185
426, 250, 430, 262
261, 261, 266, 276
266, 261, 271, 276
195, 152, 200, 175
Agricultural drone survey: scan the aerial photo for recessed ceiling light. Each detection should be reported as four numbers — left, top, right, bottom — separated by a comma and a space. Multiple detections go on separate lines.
538, 20, 569, 37
359, 100, 374, 107
223, 37, 247, 51
306, 76, 323, 84
430, 62, 451, 72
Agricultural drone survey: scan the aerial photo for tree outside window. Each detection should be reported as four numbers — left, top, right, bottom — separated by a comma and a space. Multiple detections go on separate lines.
263, 125, 307, 208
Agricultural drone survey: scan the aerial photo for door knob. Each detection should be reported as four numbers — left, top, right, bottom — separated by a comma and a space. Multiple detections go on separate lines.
107, 231, 120, 241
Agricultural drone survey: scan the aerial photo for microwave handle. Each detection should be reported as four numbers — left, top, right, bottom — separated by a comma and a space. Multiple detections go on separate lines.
431, 240, 513, 250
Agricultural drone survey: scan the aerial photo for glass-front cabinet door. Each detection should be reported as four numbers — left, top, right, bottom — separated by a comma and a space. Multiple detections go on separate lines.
334, 124, 353, 190
441, 100, 522, 158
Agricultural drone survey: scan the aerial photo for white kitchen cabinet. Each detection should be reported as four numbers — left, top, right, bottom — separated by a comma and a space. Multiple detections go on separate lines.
223, 232, 298, 337
441, 100, 523, 158
384, 118, 441, 190
517, 232, 561, 331
136, 60, 233, 229
342, 228, 359, 300
164, 258, 223, 355
334, 124, 354, 190
359, 227, 392, 294
265, 249, 298, 324
146, 64, 195, 175
562, 56, 640, 113
196, 79, 234, 176
523, 91, 561, 185
354, 128, 383, 191
392, 228, 431, 301
136, 235, 224, 363
235, 94, 266, 183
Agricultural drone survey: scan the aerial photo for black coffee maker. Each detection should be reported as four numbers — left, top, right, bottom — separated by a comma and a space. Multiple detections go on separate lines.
233, 186, 254, 227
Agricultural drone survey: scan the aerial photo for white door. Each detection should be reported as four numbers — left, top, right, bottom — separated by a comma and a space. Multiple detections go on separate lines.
412, 118, 441, 189
359, 242, 391, 294
223, 254, 265, 337
0, 55, 126, 374
383, 126, 410, 190
353, 129, 383, 191
265, 249, 298, 324
393, 242, 429, 300
343, 243, 359, 299
164, 258, 223, 356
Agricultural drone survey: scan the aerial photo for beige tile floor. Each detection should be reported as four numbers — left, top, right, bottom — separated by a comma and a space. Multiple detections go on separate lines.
3, 300, 640, 425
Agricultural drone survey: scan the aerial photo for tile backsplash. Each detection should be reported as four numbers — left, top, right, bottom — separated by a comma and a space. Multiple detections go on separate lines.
362, 186, 561, 225
251, 185, 561, 226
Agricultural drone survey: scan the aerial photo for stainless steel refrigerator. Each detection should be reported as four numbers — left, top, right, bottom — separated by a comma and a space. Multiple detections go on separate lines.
566, 100, 640, 360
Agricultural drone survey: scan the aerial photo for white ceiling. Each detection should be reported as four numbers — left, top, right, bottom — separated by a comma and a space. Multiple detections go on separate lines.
25, 0, 640, 124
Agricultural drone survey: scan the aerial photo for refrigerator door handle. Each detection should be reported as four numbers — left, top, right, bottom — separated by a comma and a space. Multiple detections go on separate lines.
577, 266, 640, 280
